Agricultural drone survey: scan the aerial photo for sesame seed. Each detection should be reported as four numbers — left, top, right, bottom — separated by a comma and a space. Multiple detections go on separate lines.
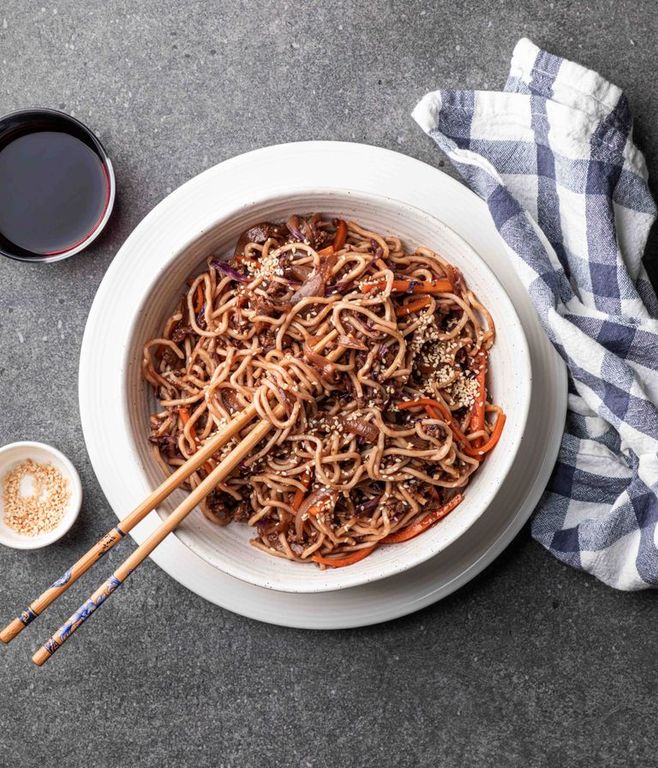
2, 459, 70, 537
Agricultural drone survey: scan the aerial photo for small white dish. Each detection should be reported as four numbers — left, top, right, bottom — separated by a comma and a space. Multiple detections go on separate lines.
0, 441, 82, 550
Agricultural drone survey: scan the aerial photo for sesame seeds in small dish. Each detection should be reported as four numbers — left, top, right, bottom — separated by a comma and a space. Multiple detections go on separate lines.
0, 442, 82, 550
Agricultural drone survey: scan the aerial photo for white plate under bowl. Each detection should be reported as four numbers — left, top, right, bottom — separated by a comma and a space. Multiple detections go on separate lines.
80, 142, 566, 627
123, 190, 531, 593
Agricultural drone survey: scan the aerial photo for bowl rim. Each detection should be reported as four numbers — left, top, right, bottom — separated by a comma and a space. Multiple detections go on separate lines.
119, 186, 533, 592
0, 440, 82, 550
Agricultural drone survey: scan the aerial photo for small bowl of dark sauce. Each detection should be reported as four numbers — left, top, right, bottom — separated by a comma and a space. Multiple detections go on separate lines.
0, 108, 115, 263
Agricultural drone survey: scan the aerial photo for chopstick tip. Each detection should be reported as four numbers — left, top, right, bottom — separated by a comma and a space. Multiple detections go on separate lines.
0, 619, 22, 644
32, 647, 51, 667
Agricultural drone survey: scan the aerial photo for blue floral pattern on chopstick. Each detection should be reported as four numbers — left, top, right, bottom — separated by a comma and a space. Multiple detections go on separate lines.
15, 529, 124, 634
41, 576, 125, 657
18, 607, 38, 627
57, 575, 124, 643
50, 569, 73, 589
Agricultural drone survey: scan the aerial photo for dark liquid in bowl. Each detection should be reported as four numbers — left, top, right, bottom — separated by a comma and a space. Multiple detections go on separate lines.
0, 129, 109, 256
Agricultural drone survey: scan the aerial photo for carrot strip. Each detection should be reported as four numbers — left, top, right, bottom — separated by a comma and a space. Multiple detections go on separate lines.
411, 279, 454, 295
178, 406, 191, 424
312, 546, 376, 568
402, 398, 506, 457
291, 490, 306, 511
423, 404, 443, 421
443, 262, 463, 291
469, 350, 488, 444
235, 254, 258, 268
317, 245, 334, 257
178, 406, 196, 440
397, 398, 480, 459
333, 219, 348, 251
470, 413, 506, 456
291, 470, 312, 512
383, 494, 463, 544
395, 296, 431, 317
306, 492, 335, 518
360, 280, 380, 293
362, 278, 453, 295
193, 284, 204, 313
398, 398, 466, 441
397, 397, 442, 411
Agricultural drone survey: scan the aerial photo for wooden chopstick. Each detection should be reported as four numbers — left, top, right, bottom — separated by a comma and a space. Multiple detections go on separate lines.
0, 403, 259, 645
3, 335, 343, 647
32, 405, 283, 666
20, 335, 345, 664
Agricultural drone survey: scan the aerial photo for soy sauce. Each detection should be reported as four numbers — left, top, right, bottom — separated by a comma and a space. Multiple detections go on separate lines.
0, 114, 111, 260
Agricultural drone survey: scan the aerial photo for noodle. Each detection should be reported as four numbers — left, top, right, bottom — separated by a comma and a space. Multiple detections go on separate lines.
143, 215, 505, 567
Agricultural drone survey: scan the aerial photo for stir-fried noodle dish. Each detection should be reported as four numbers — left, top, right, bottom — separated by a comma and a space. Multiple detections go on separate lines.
143, 215, 506, 568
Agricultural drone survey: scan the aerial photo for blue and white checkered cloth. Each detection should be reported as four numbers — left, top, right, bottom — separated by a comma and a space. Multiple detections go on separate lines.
413, 38, 658, 590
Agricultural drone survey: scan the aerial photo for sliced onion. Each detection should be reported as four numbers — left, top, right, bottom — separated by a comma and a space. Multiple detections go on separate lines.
273, 382, 294, 416
327, 279, 356, 295
356, 495, 382, 515
300, 218, 316, 247
337, 334, 368, 351
291, 271, 325, 303
338, 416, 379, 443
297, 488, 336, 519
218, 388, 242, 413
303, 341, 336, 379
233, 222, 285, 258
286, 215, 304, 241
288, 263, 313, 282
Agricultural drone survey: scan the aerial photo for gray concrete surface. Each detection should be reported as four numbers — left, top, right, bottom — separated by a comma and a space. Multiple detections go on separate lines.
1, 2, 657, 766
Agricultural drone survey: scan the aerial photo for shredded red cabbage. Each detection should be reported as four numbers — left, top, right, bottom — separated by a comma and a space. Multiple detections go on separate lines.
212, 259, 249, 283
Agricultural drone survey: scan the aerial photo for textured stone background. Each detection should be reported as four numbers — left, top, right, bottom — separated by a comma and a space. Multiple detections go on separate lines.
0, 2, 656, 766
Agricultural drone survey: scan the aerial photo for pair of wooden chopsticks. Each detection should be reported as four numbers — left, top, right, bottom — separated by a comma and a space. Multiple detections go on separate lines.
1, 402, 268, 665
1, 334, 343, 666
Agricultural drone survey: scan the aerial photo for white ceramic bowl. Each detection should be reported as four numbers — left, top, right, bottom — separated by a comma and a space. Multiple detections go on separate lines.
0, 441, 82, 549
120, 189, 532, 592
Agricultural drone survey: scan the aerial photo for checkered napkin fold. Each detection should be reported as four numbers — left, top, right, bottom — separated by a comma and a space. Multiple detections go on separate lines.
413, 38, 658, 589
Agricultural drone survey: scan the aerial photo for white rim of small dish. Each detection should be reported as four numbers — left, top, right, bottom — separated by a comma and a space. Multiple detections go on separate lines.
0, 441, 82, 549
79, 141, 567, 627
